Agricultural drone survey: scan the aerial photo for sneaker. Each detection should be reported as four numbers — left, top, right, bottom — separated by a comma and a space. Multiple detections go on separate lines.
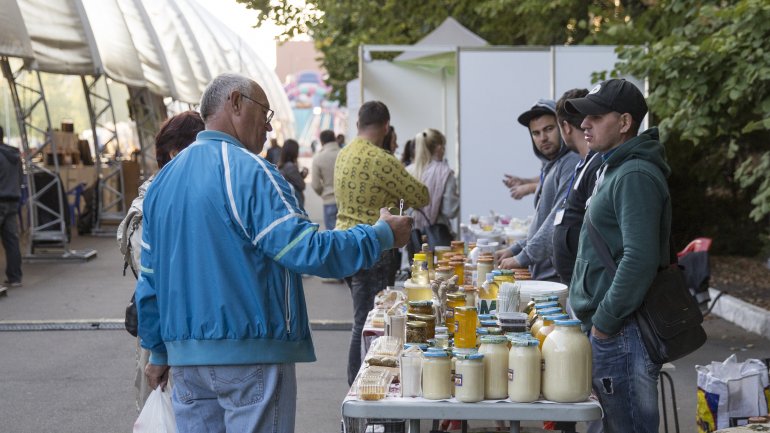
3, 280, 21, 288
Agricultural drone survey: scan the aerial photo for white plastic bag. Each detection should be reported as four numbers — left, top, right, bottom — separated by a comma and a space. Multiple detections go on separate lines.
696, 354, 770, 432
133, 386, 177, 433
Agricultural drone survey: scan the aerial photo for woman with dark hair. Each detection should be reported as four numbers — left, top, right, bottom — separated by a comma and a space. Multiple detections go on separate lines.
400, 138, 415, 166
278, 138, 308, 208
381, 125, 398, 154
117, 110, 204, 412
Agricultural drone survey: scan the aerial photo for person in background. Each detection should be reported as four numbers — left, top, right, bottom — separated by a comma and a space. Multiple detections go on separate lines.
265, 137, 281, 164
336, 133, 346, 148
566, 78, 668, 433
495, 99, 580, 281
400, 138, 415, 166
0, 126, 23, 291
117, 111, 205, 411
406, 128, 459, 241
334, 100, 429, 385
381, 126, 398, 154
551, 88, 603, 284
311, 129, 341, 231
137, 74, 413, 433
278, 138, 308, 209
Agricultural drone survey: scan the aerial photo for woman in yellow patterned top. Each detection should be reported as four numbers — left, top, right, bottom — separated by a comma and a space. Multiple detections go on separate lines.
334, 101, 428, 384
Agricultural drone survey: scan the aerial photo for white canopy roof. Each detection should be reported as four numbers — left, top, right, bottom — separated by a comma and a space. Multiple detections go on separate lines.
394, 16, 488, 62
0, 0, 293, 136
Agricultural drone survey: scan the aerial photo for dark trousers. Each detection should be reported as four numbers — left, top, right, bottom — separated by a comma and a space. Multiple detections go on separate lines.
0, 201, 22, 284
345, 251, 392, 386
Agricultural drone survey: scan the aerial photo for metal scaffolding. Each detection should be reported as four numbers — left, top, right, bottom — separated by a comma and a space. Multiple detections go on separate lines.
127, 86, 166, 178
1, 57, 96, 261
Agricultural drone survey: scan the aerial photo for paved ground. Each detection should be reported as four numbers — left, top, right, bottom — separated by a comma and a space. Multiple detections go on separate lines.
0, 174, 768, 433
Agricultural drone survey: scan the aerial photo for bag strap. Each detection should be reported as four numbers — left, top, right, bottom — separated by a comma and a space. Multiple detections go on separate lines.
411, 207, 437, 225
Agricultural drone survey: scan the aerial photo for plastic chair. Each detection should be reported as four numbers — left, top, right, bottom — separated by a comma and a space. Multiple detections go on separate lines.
67, 183, 86, 226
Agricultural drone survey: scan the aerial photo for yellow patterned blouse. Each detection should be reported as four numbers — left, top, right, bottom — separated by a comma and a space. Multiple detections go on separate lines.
334, 137, 429, 230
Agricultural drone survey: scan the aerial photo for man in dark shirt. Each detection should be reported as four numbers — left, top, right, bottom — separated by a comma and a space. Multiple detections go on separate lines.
551, 89, 604, 284
0, 126, 23, 290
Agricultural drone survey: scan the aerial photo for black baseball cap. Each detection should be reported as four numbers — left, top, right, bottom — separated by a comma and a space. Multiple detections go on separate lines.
517, 99, 557, 127
565, 79, 648, 123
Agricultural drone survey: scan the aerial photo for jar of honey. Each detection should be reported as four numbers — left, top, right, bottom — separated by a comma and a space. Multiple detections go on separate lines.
454, 306, 478, 349
445, 293, 466, 336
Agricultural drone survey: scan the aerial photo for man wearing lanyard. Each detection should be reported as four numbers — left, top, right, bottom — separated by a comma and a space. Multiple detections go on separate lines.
497, 99, 580, 281
551, 89, 604, 285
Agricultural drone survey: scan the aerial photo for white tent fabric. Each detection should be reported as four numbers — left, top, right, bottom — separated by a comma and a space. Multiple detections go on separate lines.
394, 16, 487, 62
4, 0, 294, 136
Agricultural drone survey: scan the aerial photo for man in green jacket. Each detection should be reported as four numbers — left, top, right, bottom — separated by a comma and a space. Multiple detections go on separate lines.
566, 79, 671, 433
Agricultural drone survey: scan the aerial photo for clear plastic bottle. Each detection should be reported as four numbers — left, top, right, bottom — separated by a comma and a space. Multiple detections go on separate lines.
411, 253, 429, 285
508, 338, 541, 402
542, 319, 592, 403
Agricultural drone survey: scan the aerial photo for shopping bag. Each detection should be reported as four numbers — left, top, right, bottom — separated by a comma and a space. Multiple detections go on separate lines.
133, 386, 178, 433
696, 354, 770, 432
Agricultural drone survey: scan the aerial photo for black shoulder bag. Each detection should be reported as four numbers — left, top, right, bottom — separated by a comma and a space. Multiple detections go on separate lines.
585, 218, 706, 364
407, 208, 453, 258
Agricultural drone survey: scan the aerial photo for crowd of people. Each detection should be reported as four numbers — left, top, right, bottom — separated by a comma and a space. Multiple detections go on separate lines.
117, 70, 668, 433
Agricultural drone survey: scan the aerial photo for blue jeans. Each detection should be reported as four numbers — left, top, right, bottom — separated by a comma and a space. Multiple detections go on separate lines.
590, 318, 661, 433
171, 363, 296, 433
0, 201, 22, 284
322, 203, 337, 231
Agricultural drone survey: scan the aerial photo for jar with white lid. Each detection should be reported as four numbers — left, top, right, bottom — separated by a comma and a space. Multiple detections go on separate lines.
542, 319, 592, 402
454, 352, 485, 402
422, 350, 451, 400
477, 335, 509, 399
508, 338, 541, 402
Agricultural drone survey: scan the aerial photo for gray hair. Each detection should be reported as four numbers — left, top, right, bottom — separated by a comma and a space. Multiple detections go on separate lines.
199, 73, 254, 122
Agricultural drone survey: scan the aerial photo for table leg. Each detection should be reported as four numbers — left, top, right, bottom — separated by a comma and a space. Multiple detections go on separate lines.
409, 419, 420, 433
510, 420, 521, 433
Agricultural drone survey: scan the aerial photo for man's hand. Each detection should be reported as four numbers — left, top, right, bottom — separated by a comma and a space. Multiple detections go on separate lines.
145, 363, 170, 391
503, 174, 526, 188
494, 248, 513, 265
379, 207, 413, 248
499, 257, 521, 270
510, 183, 537, 200
591, 326, 611, 340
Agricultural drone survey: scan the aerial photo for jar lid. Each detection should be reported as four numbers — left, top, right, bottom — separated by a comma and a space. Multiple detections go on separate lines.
478, 314, 494, 321
408, 300, 433, 307
491, 270, 502, 276
451, 241, 465, 246
476, 327, 489, 335
424, 350, 449, 358
480, 319, 498, 327
434, 333, 449, 339
435, 326, 448, 333
434, 246, 452, 251
447, 292, 466, 300
478, 257, 494, 263
542, 313, 569, 321
537, 307, 563, 315
462, 286, 477, 293
479, 335, 508, 344
511, 338, 540, 347
455, 306, 477, 312
435, 266, 454, 273
499, 269, 514, 275
506, 332, 533, 340
455, 352, 484, 360
403, 343, 429, 351
413, 253, 426, 261
555, 319, 582, 327
407, 313, 435, 321
486, 327, 503, 335
534, 301, 559, 309
448, 260, 465, 265
406, 320, 427, 328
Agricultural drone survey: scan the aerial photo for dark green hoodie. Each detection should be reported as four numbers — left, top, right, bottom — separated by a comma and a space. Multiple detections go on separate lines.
569, 127, 672, 335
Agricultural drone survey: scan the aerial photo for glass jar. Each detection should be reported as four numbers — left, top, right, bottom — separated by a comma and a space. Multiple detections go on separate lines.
435, 266, 455, 283
464, 262, 476, 287
422, 351, 452, 400
523, 296, 556, 316
530, 307, 564, 337
476, 257, 494, 287
454, 352, 485, 402
451, 240, 465, 255
434, 333, 449, 349
528, 301, 560, 322
478, 275, 498, 315
535, 313, 569, 347
445, 293, 466, 336
408, 300, 433, 316
406, 320, 428, 343
542, 319, 592, 403
408, 313, 436, 340
449, 260, 466, 285
404, 279, 433, 303
508, 338, 541, 402
411, 253, 429, 285
478, 335, 509, 399
434, 246, 452, 263
454, 306, 478, 349
463, 285, 478, 307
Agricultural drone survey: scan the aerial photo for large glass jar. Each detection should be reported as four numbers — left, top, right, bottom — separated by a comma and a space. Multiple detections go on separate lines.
445, 293, 466, 336
478, 335, 509, 399
508, 338, 541, 402
542, 319, 592, 402
422, 351, 452, 400
454, 306, 478, 349
454, 352, 485, 402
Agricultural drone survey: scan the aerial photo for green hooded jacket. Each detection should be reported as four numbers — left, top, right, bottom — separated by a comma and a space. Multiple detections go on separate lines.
569, 127, 672, 335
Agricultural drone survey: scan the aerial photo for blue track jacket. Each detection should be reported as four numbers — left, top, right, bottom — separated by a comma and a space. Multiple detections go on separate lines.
136, 131, 394, 366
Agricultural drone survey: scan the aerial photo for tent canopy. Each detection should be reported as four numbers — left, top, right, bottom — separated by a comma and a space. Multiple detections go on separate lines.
394, 16, 487, 72
0, 0, 293, 137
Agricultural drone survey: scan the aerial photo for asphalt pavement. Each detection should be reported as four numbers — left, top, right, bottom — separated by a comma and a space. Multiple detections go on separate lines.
0, 169, 768, 433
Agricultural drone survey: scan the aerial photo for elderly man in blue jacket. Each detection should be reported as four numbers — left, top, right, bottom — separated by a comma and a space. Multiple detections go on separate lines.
136, 73, 413, 433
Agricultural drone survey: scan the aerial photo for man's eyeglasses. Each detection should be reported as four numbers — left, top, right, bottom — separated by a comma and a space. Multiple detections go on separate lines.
240, 93, 274, 125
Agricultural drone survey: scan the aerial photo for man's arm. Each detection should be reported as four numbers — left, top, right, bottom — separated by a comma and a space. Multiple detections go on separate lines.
135, 214, 167, 367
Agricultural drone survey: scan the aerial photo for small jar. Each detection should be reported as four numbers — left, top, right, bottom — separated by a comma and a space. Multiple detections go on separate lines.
476, 257, 494, 287
406, 320, 428, 343
454, 352, 485, 402
530, 307, 563, 337
508, 338, 541, 402
434, 246, 452, 262
422, 351, 452, 400
434, 333, 449, 349
408, 300, 434, 315
435, 266, 455, 282
454, 306, 478, 349
463, 285, 478, 307
445, 293, 466, 335
449, 260, 466, 285
542, 319, 592, 403
451, 240, 465, 255
408, 313, 436, 340
478, 335, 510, 399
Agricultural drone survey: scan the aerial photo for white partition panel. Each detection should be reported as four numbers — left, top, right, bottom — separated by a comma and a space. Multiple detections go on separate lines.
458, 48, 551, 221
